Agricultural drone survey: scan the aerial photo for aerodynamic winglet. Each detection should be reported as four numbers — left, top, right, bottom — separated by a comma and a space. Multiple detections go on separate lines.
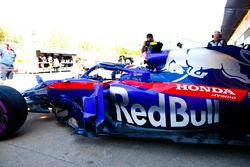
36, 75, 44, 84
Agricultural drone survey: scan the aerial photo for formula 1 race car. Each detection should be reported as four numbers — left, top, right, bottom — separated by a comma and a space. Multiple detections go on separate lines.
1, 45, 250, 145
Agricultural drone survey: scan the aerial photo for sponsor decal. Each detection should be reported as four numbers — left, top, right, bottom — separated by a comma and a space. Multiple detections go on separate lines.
162, 48, 250, 84
46, 82, 96, 89
34, 88, 48, 95
110, 87, 219, 128
122, 80, 247, 102
175, 84, 241, 102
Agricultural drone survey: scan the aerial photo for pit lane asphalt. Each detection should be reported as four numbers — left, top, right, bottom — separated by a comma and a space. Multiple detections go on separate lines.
0, 73, 250, 167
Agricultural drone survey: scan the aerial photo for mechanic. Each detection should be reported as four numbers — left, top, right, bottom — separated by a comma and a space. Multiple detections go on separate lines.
141, 33, 155, 54
141, 33, 155, 65
0, 43, 16, 85
207, 31, 227, 47
141, 33, 163, 65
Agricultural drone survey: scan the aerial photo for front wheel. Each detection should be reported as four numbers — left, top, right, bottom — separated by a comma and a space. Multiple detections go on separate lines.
0, 85, 28, 139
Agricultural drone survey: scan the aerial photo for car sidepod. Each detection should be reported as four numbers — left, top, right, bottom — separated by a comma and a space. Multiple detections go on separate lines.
99, 80, 250, 145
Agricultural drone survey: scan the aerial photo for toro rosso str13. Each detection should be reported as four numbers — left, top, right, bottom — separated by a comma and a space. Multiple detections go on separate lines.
0, 45, 250, 145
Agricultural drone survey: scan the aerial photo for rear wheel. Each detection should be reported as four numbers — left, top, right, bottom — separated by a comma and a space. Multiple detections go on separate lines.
0, 85, 28, 139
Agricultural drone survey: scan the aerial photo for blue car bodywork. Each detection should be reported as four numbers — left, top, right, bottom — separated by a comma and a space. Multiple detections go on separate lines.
23, 45, 250, 145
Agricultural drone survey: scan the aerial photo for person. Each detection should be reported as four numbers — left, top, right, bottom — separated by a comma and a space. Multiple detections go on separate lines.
141, 33, 155, 54
141, 33, 163, 65
53, 57, 60, 72
71, 57, 85, 78
207, 31, 227, 47
141, 33, 155, 65
0, 43, 16, 84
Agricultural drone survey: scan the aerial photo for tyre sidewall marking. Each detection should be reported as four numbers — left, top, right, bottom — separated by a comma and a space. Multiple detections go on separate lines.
0, 100, 8, 134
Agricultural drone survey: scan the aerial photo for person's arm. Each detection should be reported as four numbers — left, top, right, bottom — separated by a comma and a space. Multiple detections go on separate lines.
223, 39, 227, 46
141, 41, 146, 54
207, 42, 211, 47
13, 50, 16, 62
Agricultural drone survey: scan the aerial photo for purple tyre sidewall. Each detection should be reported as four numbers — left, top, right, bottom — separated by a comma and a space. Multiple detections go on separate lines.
0, 100, 8, 134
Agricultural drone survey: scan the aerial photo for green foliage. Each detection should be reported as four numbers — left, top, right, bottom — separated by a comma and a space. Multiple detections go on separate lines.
79, 41, 101, 52
129, 49, 140, 56
0, 27, 21, 44
79, 41, 94, 51
0, 28, 6, 43
114, 46, 129, 55
114, 45, 140, 56
11, 35, 21, 44
58, 33, 69, 48
46, 32, 70, 49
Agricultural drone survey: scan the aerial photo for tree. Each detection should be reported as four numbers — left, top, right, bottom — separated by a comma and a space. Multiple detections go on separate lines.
114, 45, 129, 55
79, 41, 94, 51
11, 35, 21, 44
58, 33, 69, 48
0, 27, 21, 44
129, 49, 140, 56
45, 32, 70, 49
79, 41, 101, 52
0, 27, 6, 43
114, 45, 140, 56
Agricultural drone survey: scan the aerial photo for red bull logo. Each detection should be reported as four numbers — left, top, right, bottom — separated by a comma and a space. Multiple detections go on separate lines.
163, 48, 250, 84
110, 87, 219, 128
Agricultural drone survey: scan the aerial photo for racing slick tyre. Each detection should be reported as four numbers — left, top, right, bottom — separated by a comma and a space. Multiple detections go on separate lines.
0, 85, 28, 140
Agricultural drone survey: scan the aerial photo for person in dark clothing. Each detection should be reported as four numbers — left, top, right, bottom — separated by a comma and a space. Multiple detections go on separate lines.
207, 31, 227, 47
141, 33, 155, 54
